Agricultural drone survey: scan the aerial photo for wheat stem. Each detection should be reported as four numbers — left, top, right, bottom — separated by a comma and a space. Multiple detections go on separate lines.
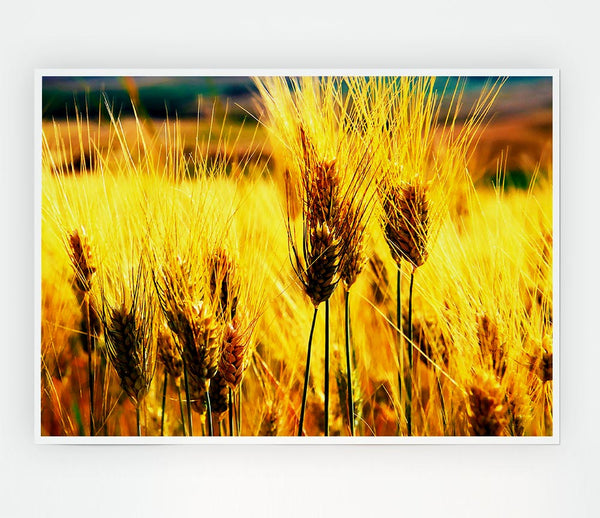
177, 385, 186, 436
228, 387, 234, 436
136, 405, 141, 436
344, 290, 354, 436
407, 269, 415, 436
236, 386, 242, 436
206, 392, 213, 436
85, 296, 95, 436
324, 299, 330, 437
182, 362, 193, 435
437, 375, 447, 433
160, 371, 168, 436
298, 307, 319, 436
396, 265, 403, 435
543, 391, 552, 435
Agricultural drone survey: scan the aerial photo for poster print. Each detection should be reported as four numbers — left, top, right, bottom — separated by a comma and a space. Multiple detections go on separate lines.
37, 71, 557, 441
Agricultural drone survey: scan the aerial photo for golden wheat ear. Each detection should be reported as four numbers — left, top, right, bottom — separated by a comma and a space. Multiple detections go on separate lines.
208, 370, 230, 424
66, 227, 103, 349
177, 300, 221, 416
339, 200, 368, 291
157, 326, 183, 386
218, 313, 254, 390
382, 182, 430, 271
208, 247, 240, 323
467, 370, 508, 436
68, 227, 97, 293
476, 312, 507, 379
105, 305, 153, 405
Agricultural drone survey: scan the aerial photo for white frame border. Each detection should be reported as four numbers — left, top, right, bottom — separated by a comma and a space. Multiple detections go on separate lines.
35, 68, 559, 445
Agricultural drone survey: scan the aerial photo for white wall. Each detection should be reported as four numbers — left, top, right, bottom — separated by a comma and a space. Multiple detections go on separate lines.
1, 1, 598, 516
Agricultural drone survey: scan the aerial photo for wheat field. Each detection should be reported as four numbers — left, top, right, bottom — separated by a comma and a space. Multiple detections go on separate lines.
40, 75, 553, 438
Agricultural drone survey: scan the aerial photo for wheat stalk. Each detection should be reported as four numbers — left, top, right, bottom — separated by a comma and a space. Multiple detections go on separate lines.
285, 128, 344, 436
67, 227, 97, 436
255, 78, 375, 436
339, 202, 370, 436
380, 180, 431, 435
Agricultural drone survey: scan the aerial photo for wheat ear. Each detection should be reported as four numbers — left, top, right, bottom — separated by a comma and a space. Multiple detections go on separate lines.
467, 371, 508, 436
105, 304, 155, 435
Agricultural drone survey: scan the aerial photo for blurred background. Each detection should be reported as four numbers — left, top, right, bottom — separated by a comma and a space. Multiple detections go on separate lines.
42, 75, 553, 186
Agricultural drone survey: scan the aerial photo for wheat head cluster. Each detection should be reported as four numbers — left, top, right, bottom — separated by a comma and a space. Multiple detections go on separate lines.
40, 76, 553, 437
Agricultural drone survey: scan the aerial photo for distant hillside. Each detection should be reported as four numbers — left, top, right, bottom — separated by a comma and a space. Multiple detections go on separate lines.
42, 76, 259, 121
41, 75, 552, 122
41, 75, 553, 185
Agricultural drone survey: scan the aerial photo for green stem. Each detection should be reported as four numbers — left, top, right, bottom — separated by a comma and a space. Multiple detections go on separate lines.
160, 371, 168, 436
298, 307, 319, 436
229, 387, 234, 437
206, 391, 213, 436
396, 265, 403, 435
85, 296, 95, 436
437, 375, 447, 433
136, 404, 141, 436
237, 386, 242, 436
177, 384, 186, 436
182, 362, 193, 436
544, 390, 552, 436
344, 290, 354, 436
325, 299, 330, 437
407, 269, 415, 436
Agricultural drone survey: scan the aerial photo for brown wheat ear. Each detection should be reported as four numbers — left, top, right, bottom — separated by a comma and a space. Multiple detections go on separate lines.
105, 304, 155, 406
467, 371, 508, 436
175, 300, 220, 414
526, 335, 553, 384
208, 247, 239, 322
382, 182, 430, 270
287, 128, 343, 306
476, 312, 507, 379
340, 200, 368, 290
157, 327, 183, 387
68, 228, 97, 293
68, 228, 101, 349
541, 352, 553, 383
218, 312, 254, 391
208, 370, 229, 421
302, 221, 342, 306
210, 311, 256, 426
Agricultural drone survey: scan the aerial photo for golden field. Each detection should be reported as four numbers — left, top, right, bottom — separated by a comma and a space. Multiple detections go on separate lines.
40, 76, 553, 437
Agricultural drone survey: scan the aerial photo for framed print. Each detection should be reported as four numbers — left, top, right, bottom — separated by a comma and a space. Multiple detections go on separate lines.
36, 69, 558, 443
